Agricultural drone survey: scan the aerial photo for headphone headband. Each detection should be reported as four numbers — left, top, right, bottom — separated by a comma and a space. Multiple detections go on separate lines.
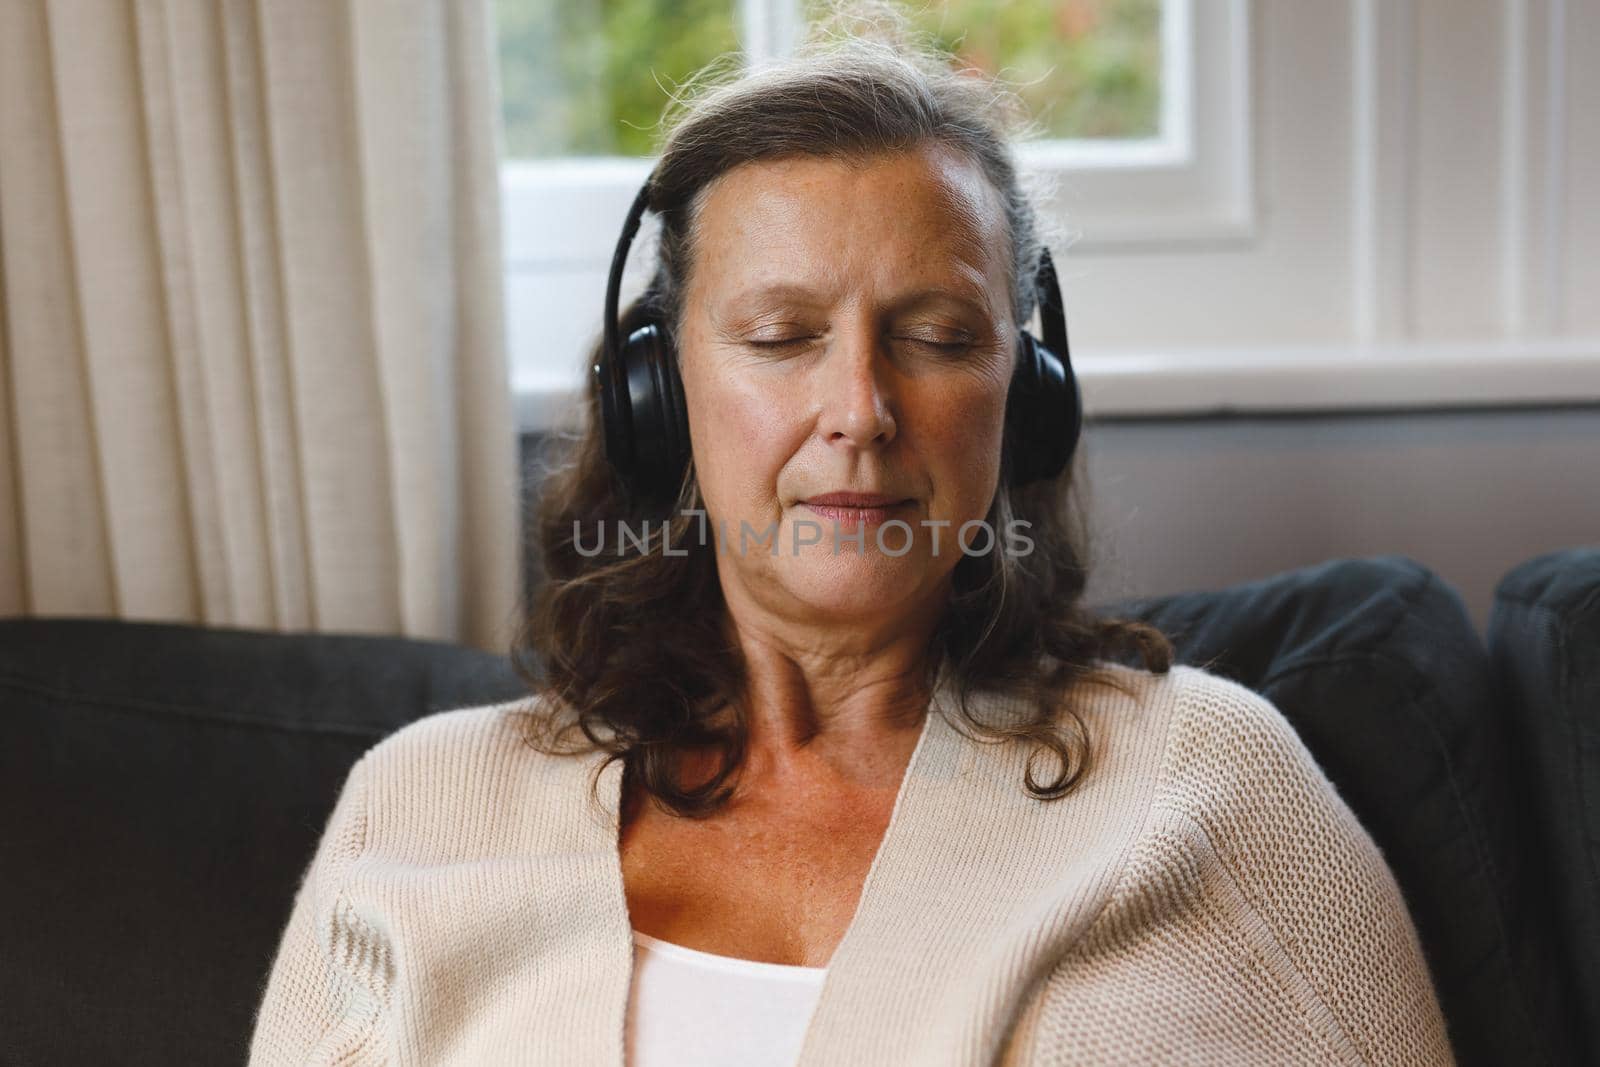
604, 180, 655, 378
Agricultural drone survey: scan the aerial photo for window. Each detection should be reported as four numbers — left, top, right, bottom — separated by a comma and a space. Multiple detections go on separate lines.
498, 0, 1168, 158
495, 0, 1256, 429
492, 7, 1600, 425
496, 1, 742, 160
494, 2, 1594, 430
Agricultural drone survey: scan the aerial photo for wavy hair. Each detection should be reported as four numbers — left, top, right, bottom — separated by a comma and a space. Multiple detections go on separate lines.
511, 0, 1174, 818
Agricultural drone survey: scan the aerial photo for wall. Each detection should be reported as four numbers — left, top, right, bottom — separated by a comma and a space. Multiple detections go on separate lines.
1078, 403, 1600, 635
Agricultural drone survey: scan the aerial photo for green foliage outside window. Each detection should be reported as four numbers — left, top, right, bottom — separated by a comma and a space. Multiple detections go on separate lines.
496, 0, 1162, 160
888, 0, 1161, 140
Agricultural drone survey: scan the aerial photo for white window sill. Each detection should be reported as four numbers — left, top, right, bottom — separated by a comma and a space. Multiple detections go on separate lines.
513, 338, 1600, 434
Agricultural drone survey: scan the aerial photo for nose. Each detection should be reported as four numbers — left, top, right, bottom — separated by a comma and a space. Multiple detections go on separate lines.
814, 322, 897, 450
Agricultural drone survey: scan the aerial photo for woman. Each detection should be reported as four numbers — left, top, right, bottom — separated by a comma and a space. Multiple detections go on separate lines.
249, 7, 1454, 1066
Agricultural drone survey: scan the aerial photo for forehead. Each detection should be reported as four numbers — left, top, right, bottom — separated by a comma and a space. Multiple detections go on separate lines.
688, 144, 1009, 295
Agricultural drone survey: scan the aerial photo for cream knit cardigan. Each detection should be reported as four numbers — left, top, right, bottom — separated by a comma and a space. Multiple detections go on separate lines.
248, 662, 1455, 1065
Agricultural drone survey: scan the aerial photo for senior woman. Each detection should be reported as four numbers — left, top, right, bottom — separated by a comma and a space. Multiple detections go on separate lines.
249, 11, 1454, 1067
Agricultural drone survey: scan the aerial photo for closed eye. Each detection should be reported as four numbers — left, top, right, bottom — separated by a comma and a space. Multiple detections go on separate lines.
747, 338, 970, 353
747, 338, 814, 350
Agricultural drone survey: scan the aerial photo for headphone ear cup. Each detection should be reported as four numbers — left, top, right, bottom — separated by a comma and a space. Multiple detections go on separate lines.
614, 320, 691, 507
595, 331, 636, 489
645, 327, 691, 503
1004, 331, 1082, 487
662, 340, 691, 492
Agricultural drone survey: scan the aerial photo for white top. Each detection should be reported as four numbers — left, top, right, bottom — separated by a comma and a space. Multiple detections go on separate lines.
625, 928, 829, 1067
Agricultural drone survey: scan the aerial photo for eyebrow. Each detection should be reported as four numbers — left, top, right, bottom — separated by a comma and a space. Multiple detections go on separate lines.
719, 282, 996, 321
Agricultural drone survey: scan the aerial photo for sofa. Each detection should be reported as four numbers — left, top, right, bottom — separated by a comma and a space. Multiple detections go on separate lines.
2, 549, 1594, 1065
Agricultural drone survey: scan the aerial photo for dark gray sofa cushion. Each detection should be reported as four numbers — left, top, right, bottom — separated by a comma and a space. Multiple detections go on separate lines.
1103, 554, 1577, 1067
1488, 546, 1600, 1065
0, 618, 528, 1067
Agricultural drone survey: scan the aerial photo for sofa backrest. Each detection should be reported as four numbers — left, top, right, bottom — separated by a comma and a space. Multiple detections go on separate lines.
1488, 546, 1600, 1066
0, 618, 529, 1066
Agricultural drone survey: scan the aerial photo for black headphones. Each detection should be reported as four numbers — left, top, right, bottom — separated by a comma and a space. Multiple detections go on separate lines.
594, 176, 1082, 510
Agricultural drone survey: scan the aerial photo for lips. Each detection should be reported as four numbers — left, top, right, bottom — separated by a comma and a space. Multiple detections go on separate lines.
801, 492, 911, 508
798, 492, 913, 529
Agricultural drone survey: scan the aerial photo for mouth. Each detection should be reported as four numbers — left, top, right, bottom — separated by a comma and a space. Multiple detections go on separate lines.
798, 493, 915, 527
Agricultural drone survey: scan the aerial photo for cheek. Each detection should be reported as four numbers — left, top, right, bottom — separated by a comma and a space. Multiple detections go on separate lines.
685, 366, 793, 508
919, 376, 1008, 508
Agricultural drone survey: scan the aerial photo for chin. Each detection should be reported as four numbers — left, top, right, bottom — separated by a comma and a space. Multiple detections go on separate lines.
779, 552, 933, 613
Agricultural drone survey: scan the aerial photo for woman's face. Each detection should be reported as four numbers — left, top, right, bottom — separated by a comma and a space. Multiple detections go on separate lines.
677, 143, 1016, 630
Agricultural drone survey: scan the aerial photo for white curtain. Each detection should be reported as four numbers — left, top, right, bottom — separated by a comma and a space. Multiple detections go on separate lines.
0, 0, 519, 653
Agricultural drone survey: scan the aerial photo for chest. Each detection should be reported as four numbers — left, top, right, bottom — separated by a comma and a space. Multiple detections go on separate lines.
618, 788, 898, 968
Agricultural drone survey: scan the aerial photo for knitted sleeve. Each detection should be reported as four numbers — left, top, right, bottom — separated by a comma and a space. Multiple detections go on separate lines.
247, 753, 391, 1066
1156, 676, 1456, 1065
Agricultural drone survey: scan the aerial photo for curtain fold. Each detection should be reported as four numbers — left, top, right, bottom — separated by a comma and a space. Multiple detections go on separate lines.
0, 0, 519, 653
